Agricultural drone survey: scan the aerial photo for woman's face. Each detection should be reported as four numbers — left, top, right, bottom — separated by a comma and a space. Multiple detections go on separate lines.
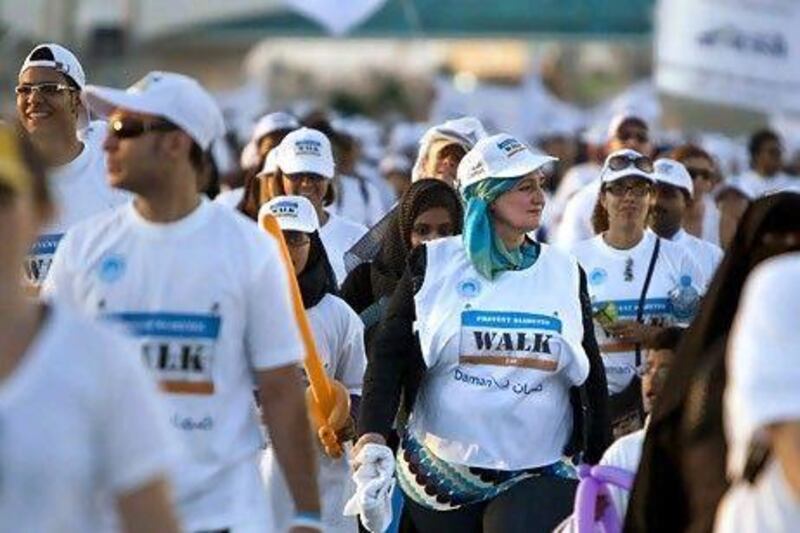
409, 207, 455, 249
283, 230, 311, 275
601, 176, 653, 231
281, 173, 329, 212
425, 143, 466, 186
490, 172, 547, 234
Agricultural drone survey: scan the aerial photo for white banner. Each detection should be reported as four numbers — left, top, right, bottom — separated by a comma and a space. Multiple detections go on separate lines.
655, 0, 800, 113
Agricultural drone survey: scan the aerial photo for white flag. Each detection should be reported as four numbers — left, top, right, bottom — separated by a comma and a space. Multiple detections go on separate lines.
284, 0, 387, 36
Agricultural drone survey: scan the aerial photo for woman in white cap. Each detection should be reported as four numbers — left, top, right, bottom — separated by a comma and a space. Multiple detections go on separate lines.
410, 116, 487, 186
715, 252, 800, 532
570, 149, 707, 438
354, 133, 610, 532
0, 124, 179, 532
273, 127, 367, 285
258, 195, 367, 533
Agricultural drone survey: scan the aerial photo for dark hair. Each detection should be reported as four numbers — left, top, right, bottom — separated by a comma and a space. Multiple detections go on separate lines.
188, 141, 208, 176
650, 327, 684, 352
669, 144, 713, 166
591, 180, 653, 234
748, 129, 780, 160
237, 130, 295, 220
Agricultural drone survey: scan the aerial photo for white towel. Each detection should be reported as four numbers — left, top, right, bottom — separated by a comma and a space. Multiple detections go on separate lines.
343, 443, 396, 532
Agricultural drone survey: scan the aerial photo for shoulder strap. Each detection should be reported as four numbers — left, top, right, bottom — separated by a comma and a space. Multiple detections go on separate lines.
635, 237, 660, 366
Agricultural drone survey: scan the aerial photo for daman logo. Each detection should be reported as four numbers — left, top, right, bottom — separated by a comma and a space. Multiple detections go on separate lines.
271, 201, 299, 216
698, 25, 787, 59
294, 140, 322, 157
497, 138, 526, 158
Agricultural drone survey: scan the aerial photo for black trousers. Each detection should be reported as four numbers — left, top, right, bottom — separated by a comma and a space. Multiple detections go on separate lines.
403, 476, 578, 533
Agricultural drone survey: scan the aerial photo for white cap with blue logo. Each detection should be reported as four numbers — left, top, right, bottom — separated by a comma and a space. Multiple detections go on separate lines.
456, 133, 557, 192
259, 195, 319, 234
275, 127, 335, 179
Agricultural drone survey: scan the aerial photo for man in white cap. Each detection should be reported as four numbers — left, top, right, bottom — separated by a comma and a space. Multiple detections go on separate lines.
411, 116, 487, 186
16, 43, 127, 287
650, 158, 723, 281
554, 113, 652, 249
716, 252, 800, 532
43, 72, 322, 533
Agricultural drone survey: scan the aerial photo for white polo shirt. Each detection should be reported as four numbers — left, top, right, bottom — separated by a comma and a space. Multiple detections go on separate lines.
43, 198, 304, 531
668, 228, 723, 282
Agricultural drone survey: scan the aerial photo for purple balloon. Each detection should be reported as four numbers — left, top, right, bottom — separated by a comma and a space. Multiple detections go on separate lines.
572, 465, 635, 533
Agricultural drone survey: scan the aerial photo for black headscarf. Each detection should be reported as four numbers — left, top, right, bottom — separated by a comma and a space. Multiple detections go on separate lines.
371, 179, 463, 298
626, 192, 800, 533
297, 231, 339, 309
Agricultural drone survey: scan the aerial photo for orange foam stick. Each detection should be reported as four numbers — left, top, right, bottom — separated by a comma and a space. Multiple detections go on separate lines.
260, 214, 334, 411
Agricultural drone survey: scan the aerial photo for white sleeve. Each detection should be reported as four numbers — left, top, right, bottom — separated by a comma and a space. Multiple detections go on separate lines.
40, 230, 77, 307
680, 251, 709, 294
97, 330, 176, 493
553, 192, 594, 250
245, 234, 304, 371
334, 303, 367, 395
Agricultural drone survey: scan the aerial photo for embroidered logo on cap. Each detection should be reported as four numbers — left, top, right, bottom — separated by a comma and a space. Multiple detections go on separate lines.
270, 200, 300, 217
294, 139, 322, 157
497, 138, 525, 158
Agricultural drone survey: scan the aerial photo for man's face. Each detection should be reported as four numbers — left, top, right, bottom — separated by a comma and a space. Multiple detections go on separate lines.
642, 349, 673, 413
756, 138, 783, 176
102, 110, 176, 194
682, 156, 717, 197
609, 121, 651, 156
650, 183, 688, 237
16, 67, 80, 138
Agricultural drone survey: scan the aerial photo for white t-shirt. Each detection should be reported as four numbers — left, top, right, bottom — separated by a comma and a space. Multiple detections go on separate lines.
319, 211, 368, 285
715, 461, 800, 533
262, 293, 366, 533
43, 199, 304, 531
599, 427, 645, 521
736, 170, 798, 197
549, 163, 601, 235
329, 174, 386, 228
26, 134, 127, 286
669, 228, 724, 282
554, 180, 600, 249
701, 196, 721, 246
0, 304, 174, 533
570, 231, 707, 394
213, 187, 244, 209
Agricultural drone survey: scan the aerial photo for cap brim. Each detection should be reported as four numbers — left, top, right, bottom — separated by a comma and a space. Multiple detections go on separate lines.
82, 86, 165, 120
603, 169, 654, 184
493, 154, 558, 178
274, 218, 317, 233
280, 161, 334, 179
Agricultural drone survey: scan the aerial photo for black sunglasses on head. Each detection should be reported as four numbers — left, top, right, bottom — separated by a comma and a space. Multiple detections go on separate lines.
607, 154, 654, 173
108, 117, 178, 139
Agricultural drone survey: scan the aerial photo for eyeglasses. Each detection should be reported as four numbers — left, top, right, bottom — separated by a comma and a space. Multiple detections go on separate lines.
616, 130, 649, 144
607, 154, 654, 174
687, 168, 714, 181
283, 231, 311, 247
15, 82, 76, 98
108, 117, 178, 139
605, 181, 652, 197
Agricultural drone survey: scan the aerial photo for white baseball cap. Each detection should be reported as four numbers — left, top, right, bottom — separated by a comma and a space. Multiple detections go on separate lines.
457, 133, 557, 192
600, 149, 655, 185
607, 112, 648, 141
654, 158, 694, 198
380, 153, 412, 175
20, 43, 86, 89
256, 149, 278, 177
275, 127, 335, 179
259, 195, 319, 234
83, 71, 225, 151
252, 112, 299, 144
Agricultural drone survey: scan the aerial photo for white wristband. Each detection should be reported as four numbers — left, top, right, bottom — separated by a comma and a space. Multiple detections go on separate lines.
289, 514, 324, 531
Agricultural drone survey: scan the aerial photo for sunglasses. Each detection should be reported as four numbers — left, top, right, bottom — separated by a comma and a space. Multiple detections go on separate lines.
283, 231, 311, 247
108, 117, 178, 139
15, 82, 76, 98
687, 168, 714, 181
607, 154, 654, 173
605, 180, 652, 197
616, 130, 649, 144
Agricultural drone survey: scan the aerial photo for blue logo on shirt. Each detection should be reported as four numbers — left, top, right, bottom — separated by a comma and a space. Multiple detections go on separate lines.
589, 268, 608, 286
98, 253, 126, 283
457, 277, 482, 299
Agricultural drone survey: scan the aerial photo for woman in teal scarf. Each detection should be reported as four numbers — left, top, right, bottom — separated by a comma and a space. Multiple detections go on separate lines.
354, 133, 611, 533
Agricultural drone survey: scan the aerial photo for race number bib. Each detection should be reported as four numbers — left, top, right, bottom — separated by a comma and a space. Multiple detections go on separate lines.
459, 310, 562, 372
108, 312, 221, 395
25, 233, 63, 286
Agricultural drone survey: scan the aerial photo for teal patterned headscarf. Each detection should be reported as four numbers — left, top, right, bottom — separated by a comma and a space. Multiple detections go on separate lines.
461, 176, 540, 280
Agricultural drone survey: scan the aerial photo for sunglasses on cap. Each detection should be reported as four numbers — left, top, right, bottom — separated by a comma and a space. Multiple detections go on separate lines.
15, 82, 76, 98
108, 117, 178, 139
616, 130, 649, 144
607, 153, 654, 173
605, 180, 652, 197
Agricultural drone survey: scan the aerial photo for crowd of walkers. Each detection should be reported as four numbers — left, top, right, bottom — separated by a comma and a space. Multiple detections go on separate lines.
2, 42, 800, 533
